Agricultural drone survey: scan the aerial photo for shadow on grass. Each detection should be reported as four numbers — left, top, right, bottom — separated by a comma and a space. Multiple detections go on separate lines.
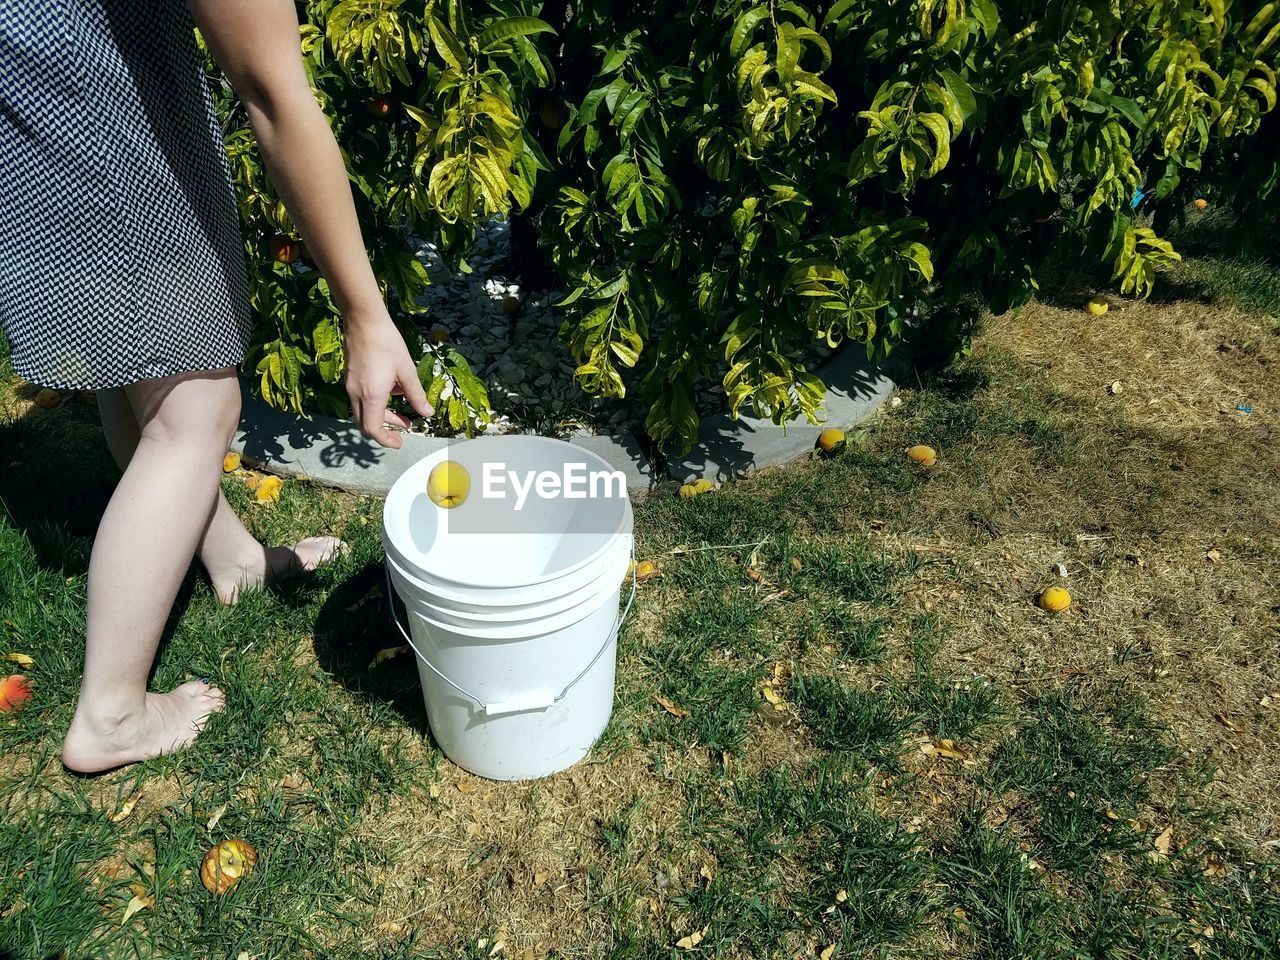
311, 560, 433, 735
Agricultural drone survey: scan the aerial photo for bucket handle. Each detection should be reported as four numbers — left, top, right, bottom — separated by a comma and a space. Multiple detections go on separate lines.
384, 544, 637, 718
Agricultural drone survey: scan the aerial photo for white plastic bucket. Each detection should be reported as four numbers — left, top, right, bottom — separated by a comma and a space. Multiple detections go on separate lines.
382, 436, 634, 781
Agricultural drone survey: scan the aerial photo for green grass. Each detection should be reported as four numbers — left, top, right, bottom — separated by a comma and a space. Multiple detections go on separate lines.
4, 239, 1280, 958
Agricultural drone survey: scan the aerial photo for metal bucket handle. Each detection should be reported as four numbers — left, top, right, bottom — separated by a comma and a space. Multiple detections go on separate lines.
385, 543, 637, 717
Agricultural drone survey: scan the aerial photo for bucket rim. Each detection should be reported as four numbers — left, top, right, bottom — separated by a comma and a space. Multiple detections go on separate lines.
382, 436, 634, 590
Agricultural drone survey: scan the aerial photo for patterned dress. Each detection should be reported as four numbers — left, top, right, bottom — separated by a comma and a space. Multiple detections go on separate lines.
0, 0, 252, 390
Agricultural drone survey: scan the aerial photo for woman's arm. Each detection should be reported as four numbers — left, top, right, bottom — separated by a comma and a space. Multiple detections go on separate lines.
187, 0, 431, 448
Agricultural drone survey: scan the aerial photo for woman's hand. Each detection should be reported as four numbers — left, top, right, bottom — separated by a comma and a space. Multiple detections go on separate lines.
343, 313, 434, 449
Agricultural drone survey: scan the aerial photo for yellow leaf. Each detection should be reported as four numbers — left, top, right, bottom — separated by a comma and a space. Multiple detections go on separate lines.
428, 783, 441, 799
819, 945, 835, 960
533, 868, 550, 887
109, 793, 142, 824
653, 694, 690, 719
923, 738, 972, 761
1213, 712, 1239, 732
255, 475, 283, 504
699, 863, 714, 883
1154, 825, 1174, 857
1205, 547, 1221, 564
222, 451, 242, 473
457, 782, 476, 794
790, 557, 802, 572
675, 930, 704, 949
761, 683, 785, 708
368, 645, 410, 669
3, 653, 33, 668
121, 893, 153, 925
835, 889, 847, 903
206, 803, 228, 832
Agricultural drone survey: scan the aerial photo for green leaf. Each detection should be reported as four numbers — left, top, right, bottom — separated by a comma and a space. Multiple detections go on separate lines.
476, 16, 555, 51
939, 68, 977, 121
730, 6, 770, 58
428, 17, 465, 69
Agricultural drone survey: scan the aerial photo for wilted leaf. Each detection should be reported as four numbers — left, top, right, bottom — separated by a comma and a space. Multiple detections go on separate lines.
533, 868, 550, 887
3, 653, 33, 668
675, 930, 704, 949
222, 451, 242, 473
1213, 712, 1240, 731
255, 475, 283, 504
922, 738, 972, 761
653, 694, 690, 719
1205, 547, 1222, 564
745, 566, 764, 582
206, 803, 228, 832
1204, 855, 1228, 877
819, 945, 835, 960
109, 793, 142, 824
369, 645, 410, 669
428, 783, 441, 799
790, 557, 802, 572
1153, 825, 1174, 857
281, 773, 303, 789
457, 782, 476, 794
761, 683, 785, 710
699, 863, 714, 883
121, 893, 153, 925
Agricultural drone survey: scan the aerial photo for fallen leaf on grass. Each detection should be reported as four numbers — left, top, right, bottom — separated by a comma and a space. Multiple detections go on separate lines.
1153, 825, 1174, 857
3, 653, 33, 668
428, 783, 441, 799
533, 869, 550, 887
281, 773, 303, 789
819, 945, 836, 960
109, 793, 142, 824
255, 475, 283, 504
675, 930, 704, 949
1205, 547, 1222, 564
121, 894, 153, 925
761, 683, 786, 711
790, 557, 802, 572
368, 645, 409, 669
1204, 855, 1228, 877
206, 803, 228, 832
699, 863, 714, 884
653, 695, 690, 719
457, 782, 476, 794
1213, 712, 1240, 732
222, 451, 241, 473
921, 738, 973, 762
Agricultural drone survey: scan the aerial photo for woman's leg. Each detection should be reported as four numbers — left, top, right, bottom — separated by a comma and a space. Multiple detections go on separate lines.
61, 369, 241, 772
96, 387, 343, 605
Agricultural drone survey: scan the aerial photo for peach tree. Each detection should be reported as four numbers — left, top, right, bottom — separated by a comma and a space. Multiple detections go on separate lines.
207, 1, 1280, 449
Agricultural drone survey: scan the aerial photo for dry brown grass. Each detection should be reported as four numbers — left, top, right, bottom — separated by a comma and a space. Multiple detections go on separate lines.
880, 297, 1280, 848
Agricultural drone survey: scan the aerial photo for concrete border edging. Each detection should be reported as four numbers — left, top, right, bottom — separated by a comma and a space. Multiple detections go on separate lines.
230, 345, 895, 497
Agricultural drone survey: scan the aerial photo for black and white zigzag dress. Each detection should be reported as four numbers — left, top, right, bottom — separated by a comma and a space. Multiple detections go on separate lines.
0, 0, 252, 390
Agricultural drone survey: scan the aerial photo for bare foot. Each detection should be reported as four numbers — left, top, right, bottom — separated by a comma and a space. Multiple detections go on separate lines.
61, 680, 226, 773
211, 537, 348, 605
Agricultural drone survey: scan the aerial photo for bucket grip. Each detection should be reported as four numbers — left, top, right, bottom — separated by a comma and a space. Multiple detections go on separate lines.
385, 544, 637, 717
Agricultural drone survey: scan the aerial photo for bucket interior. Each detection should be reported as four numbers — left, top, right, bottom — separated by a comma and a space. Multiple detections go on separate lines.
384, 436, 632, 590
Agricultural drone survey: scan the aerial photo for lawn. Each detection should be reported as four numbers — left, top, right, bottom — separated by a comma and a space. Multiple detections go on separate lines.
2, 246, 1279, 958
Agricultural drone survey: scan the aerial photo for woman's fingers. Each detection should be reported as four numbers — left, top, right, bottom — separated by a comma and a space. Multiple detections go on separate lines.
383, 408, 413, 430
399, 366, 435, 419
350, 386, 403, 449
